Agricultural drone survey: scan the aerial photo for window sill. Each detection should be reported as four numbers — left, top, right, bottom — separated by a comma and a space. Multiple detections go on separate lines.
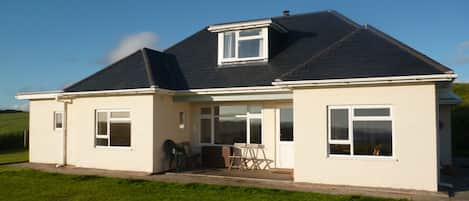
219, 58, 267, 67
327, 155, 398, 162
95, 146, 133, 151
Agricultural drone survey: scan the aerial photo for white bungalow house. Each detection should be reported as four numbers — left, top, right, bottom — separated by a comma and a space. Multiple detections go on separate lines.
17, 10, 460, 191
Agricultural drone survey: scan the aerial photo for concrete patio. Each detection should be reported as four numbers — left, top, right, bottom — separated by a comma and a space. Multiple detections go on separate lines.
5, 162, 468, 201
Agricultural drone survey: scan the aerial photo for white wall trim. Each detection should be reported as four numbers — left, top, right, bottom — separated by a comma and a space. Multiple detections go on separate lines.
17, 74, 457, 100
16, 91, 61, 100
273, 74, 457, 87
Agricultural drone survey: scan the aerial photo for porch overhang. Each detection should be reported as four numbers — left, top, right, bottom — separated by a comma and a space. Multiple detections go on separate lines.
173, 92, 292, 102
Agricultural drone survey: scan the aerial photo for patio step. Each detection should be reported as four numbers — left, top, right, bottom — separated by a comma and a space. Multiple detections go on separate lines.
268, 168, 293, 175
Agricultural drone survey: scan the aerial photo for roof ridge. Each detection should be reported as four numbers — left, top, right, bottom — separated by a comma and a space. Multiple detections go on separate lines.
327, 10, 361, 29
141, 48, 156, 87
363, 24, 454, 74
64, 49, 143, 91
276, 27, 362, 81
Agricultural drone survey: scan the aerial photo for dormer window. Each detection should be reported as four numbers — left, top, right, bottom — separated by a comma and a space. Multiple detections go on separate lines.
220, 28, 268, 64
208, 19, 287, 66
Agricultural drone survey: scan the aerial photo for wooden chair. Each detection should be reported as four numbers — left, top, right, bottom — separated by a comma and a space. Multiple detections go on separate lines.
228, 143, 248, 171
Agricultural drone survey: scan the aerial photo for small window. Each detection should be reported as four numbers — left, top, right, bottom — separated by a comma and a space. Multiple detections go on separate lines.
54, 112, 64, 130
179, 112, 185, 129
95, 110, 131, 147
328, 106, 393, 157
218, 28, 268, 65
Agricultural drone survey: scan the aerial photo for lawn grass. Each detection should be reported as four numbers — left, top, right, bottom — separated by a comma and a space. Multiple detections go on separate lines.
0, 167, 404, 201
0, 149, 28, 165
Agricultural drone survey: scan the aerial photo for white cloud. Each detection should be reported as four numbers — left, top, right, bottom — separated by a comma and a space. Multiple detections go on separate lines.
106, 32, 157, 64
454, 40, 469, 64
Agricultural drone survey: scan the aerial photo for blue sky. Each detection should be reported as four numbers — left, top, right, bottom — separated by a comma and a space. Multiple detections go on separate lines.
1, 0, 468, 110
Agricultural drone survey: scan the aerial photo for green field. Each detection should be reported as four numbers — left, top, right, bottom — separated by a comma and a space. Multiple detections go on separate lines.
0, 149, 28, 165
0, 111, 28, 150
0, 167, 403, 201
452, 83, 469, 157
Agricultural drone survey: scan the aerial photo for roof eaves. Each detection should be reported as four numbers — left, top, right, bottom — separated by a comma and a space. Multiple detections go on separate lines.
364, 24, 454, 74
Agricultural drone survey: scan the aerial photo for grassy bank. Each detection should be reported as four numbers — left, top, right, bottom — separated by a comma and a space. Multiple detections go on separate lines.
0, 112, 28, 150
0, 149, 28, 165
0, 167, 404, 201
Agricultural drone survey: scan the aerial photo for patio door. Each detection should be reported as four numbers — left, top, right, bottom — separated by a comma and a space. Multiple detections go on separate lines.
276, 106, 294, 168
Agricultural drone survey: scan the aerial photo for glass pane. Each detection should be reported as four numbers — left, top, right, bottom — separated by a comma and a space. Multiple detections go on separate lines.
238, 39, 262, 58
330, 144, 350, 155
214, 116, 246, 144
97, 112, 107, 135
215, 105, 247, 116
248, 106, 262, 114
55, 113, 63, 128
280, 108, 293, 141
223, 32, 235, 58
250, 119, 262, 144
96, 138, 108, 146
330, 109, 348, 140
111, 111, 130, 118
354, 108, 390, 117
353, 121, 392, 156
239, 29, 261, 37
201, 107, 211, 115
200, 119, 211, 143
110, 122, 131, 146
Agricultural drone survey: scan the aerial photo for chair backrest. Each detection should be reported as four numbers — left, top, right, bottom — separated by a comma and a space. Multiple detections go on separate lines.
163, 139, 177, 158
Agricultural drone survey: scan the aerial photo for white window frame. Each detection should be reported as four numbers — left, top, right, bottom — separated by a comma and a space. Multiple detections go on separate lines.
53, 111, 64, 131
199, 105, 263, 145
95, 109, 131, 148
217, 28, 269, 65
327, 105, 395, 159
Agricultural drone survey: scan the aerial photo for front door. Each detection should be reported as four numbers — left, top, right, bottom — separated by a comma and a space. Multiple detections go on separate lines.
276, 106, 294, 168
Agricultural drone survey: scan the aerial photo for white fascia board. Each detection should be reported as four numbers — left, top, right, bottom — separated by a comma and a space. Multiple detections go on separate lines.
16, 90, 62, 100
175, 86, 291, 95
59, 87, 163, 98
208, 19, 287, 33
15, 87, 170, 100
272, 74, 458, 87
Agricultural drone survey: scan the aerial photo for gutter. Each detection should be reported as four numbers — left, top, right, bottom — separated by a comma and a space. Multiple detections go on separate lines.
272, 74, 458, 88
16, 74, 457, 100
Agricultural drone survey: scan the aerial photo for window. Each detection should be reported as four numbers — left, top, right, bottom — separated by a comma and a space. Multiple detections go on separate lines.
179, 112, 185, 129
95, 110, 131, 147
218, 28, 268, 65
54, 112, 63, 130
328, 106, 393, 157
200, 105, 262, 145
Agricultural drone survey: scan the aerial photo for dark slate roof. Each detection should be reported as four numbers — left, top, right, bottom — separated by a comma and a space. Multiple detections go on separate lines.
64, 10, 453, 92
65, 50, 151, 92
279, 25, 453, 81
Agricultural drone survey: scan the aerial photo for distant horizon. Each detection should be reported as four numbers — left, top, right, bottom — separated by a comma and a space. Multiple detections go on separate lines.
1, 1, 468, 110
